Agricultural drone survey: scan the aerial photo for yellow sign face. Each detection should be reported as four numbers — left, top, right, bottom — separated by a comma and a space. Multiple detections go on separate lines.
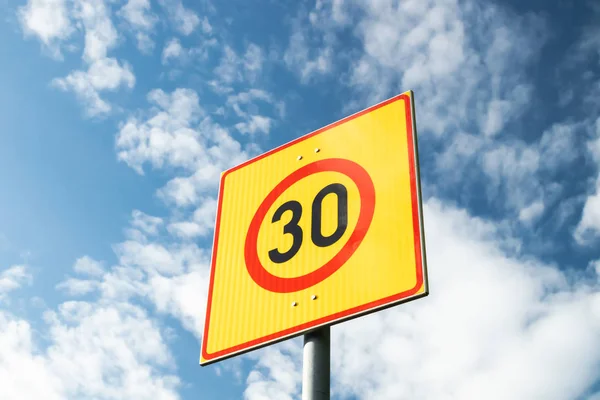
201, 91, 428, 365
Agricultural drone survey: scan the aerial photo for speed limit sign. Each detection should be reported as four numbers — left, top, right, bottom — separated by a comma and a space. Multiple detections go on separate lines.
201, 91, 428, 365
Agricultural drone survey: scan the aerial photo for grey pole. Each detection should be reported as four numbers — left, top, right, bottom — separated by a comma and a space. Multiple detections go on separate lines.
302, 327, 330, 400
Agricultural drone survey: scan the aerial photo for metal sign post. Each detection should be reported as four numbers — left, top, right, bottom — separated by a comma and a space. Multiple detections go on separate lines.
302, 327, 330, 400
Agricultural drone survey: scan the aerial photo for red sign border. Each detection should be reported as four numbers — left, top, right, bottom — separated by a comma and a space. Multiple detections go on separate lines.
201, 91, 428, 365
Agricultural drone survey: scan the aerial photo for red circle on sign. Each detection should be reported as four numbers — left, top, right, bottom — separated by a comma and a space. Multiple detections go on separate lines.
244, 158, 376, 293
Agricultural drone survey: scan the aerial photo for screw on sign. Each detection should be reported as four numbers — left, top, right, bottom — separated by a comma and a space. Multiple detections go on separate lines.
201, 90, 428, 367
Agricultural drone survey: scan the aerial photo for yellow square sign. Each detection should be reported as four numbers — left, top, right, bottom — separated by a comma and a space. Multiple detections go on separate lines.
201, 91, 428, 365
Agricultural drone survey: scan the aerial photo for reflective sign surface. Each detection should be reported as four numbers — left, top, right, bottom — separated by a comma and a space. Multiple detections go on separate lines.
201, 91, 428, 365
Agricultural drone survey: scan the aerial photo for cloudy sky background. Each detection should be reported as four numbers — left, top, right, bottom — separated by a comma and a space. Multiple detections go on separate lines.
1, 0, 600, 399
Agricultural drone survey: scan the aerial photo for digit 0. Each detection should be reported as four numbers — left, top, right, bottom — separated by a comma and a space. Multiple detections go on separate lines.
311, 183, 348, 247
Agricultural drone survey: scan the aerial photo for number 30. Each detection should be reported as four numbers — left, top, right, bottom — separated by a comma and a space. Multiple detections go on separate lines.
268, 183, 348, 264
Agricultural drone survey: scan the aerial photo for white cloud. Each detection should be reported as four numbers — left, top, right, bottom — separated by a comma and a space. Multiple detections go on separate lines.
207, 79, 234, 95
161, 37, 219, 66
244, 344, 302, 400
200, 16, 212, 34
483, 99, 512, 137
438, 136, 545, 222
434, 118, 581, 226
118, 0, 156, 30
575, 182, 600, 245
98, 265, 146, 301
166, 221, 204, 239
59, 250, 141, 297
577, 12, 600, 66
22, 0, 138, 116
53, 57, 135, 116
56, 278, 98, 296
0, 265, 31, 299
73, 255, 105, 277
575, 119, 600, 244
284, 25, 333, 83
589, 119, 600, 161
0, 301, 179, 400
162, 38, 183, 64
309, 0, 349, 27
519, 200, 545, 224
226, 89, 273, 118
0, 311, 64, 400
163, 127, 257, 206
434, 131, 484, 175
172, 6, 200, 36
227, 89, 272, 105
116, 88, 258, 205
114, 241, 188, 276
71, 0, 119, 63
224, 89, 279, 136
342, 0, 544, 137
191, 197, 218, 233
80, 57, 135, 89
538, 121, 579, 171
243, 44, 264, 79
45, 301, 179, 399
131, 209, 164, 236
18, 0, 73, 59
117, 0, 158, 53
158, 172, 214, 207
146, 271, 207, 337
167, 197, 217, 239
159, 0, 201, 36
116, 88, 204, 173
2, 216, 209, 399
571, 4, 600, 244
235, 115, 272, 135
214, 46, 242, 84
214, 44, 265, 85
136, 33, 154, 54
35, 0, 139, 116
51, 210, 213, 339
282, 2, 344, 84
481, 141, 541, 208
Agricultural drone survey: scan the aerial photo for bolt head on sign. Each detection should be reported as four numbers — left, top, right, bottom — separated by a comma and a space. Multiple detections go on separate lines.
200, 90, 428, 365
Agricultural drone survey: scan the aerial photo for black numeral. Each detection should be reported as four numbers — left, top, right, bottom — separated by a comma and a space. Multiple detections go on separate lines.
268, 201, 303, 263
311, 183, 348, 247
268, 183, 348, 263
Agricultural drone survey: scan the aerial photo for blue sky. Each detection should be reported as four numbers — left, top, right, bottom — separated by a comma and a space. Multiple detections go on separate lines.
1, 0, 599, 399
